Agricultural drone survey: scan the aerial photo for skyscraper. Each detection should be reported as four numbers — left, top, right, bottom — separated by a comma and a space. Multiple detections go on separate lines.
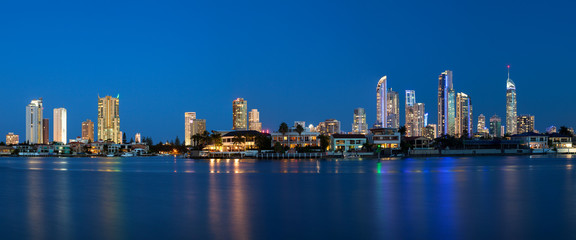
489, 114, 502, 138
232, 98, 248, 130
318, 119, 341, 135
6, 133, 19, 145
42, 119, 49, 144
184, 112, 196, 146
249, 109, 262, 132
455, 92, 472, 138
135, 133, 142, 143
82, 119, 94, 141
352, 108, 368, 134
477, 114, 487, 134
376, 76, 387, 128
405, 90, 425, 137
53, 108, 67, 144
506, 66, 517, 135
25, 99, 43, 144
517, 115, 535, 134
97, 95, 121, 143
387, 88, 399, 128
438, 70, 455, 136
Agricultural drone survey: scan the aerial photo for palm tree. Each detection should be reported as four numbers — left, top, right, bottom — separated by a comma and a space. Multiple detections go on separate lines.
192, 134, 203, 149
318, 134, 330, 152
211, 131, 222, 148
232, 135, 245, 151
398, 125, 407, 136
202, 130, 211, 145
295, 124, 304, 147
279, 122, 289, 147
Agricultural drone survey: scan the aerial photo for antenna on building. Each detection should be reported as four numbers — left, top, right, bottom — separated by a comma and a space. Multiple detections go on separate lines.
507, 65, 510, 79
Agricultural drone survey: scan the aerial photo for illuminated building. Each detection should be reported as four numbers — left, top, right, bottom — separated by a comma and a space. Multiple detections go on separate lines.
352, 108, 368, 134
193, 119, 206, 137
489, 114, 502, 138
25, 99, 43, 144
506, 65, 517, 135
135, 133, 141, 143
477, 114, 488, 134
387, 88, 399, 128
370, 128, 401, 149
331, 134, 367, 152
6, 133, 19, 145
232, 98, 248, 130
455, 92, 472, 138
42, 119, 49, 144
97, 95, 121, 143
376, 76, 387, 128
272, 125, 320, 149
318, 119, 341, 135
516, 115, 535, 134
423, 125, 436, 139
249, 109, 262, 132
53, 108, 67, 144
405, 90, 425, 137
82, 119, 94, 141
438, 70, 455, 136
184, 112, 196, 146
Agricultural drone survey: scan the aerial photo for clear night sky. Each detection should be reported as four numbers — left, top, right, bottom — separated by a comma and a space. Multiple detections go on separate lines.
0, 0, 574, 142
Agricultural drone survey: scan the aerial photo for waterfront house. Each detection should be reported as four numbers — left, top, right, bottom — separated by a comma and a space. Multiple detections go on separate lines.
369, 128, 401, 150
331, 134, 367, 152
510, 132, 548, 149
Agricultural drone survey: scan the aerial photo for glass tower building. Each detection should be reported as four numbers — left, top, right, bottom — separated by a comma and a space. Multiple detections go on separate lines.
506, 66, 517, 135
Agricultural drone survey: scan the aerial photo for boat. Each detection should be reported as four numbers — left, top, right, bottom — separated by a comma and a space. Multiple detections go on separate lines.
121, 153, 134, 157
106, 154, 115, 157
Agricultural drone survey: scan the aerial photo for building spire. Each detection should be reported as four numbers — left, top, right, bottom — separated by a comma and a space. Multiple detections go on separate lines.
507, 65, 510, 79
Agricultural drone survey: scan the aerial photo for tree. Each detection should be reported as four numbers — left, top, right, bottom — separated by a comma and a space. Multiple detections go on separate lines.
559, 126, 573, 137
211, 131, 222, 147
122, 132, 127, 144
274, 142, 284, 153
175, 136, 181, 146
279, 122, 289, 136
202, 131, 211, 146
232, 135, 245, 151
295, 124, 304, 147
398, 125, 407, 136
130, 138, 134, 143
192, 134, 203, 149
318, 134, 330, 152
255, 134, 271, 151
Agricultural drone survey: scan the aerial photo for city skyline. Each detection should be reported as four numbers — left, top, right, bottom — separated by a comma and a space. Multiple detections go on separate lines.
0, 1, 574, 141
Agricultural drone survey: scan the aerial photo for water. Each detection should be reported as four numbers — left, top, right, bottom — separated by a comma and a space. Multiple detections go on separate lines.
0, 155, 575, 239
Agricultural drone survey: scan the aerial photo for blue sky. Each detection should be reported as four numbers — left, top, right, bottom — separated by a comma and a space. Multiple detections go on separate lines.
0, 0, 575, 142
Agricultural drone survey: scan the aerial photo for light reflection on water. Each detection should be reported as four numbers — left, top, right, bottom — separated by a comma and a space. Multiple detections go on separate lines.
1, 156, 576, 239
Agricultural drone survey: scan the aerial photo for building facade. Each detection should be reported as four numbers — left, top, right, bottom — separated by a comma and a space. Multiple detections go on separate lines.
184, 112, 196, 146
489, 114, 502, 138
249, 109, 262, 132
405, 90, 425, 137
331, 134, 367, 152
387, 88, 399, 128
6, 133, 19, 145
506, 66, 517, 135
517, 114, 535, 134
352, 108, 368, 135
455, 92, 472, 138
53, 108, 67, 144
82, 119, 94, 141
438, 70, 455, 136
25, 99, 43, 144
42, 119, 49, 144
376, 76, 387, 128
232, 98, 248, 130
318, 119, 341, 135
97, 95, 121, 143
477, 114, 487, 134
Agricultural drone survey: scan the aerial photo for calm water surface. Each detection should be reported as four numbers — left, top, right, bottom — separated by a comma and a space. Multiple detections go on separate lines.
0, 155, 575, 239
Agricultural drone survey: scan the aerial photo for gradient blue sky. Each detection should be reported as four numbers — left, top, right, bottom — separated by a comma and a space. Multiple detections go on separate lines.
1, 0, 575, 142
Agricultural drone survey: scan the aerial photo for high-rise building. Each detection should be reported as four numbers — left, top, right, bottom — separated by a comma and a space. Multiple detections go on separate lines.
135, 133, 141, 143
318, 119, 341, 135
184, 112, 196, 146
489, 114, 502, 138
232, 98, 248, 130
455, 92, 472, 138
6, 133, 19, 145
249, 109, 262, 132
352, 108, 368, 134
376, 76, 387, 128
42, 119, 49, 144
53, 108, 67, 144
423, 125, 436, 139
438, 70, 455, 136
506, 66, 517, 135
517, 115, 535, 134
477, 114, 488, 134
193, 119, 206, 138
387, 88, 399, 129
97, 95, 121, 143
405, 90, 425, 137
25, 99, 43, 144
82, 119, 94, 141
